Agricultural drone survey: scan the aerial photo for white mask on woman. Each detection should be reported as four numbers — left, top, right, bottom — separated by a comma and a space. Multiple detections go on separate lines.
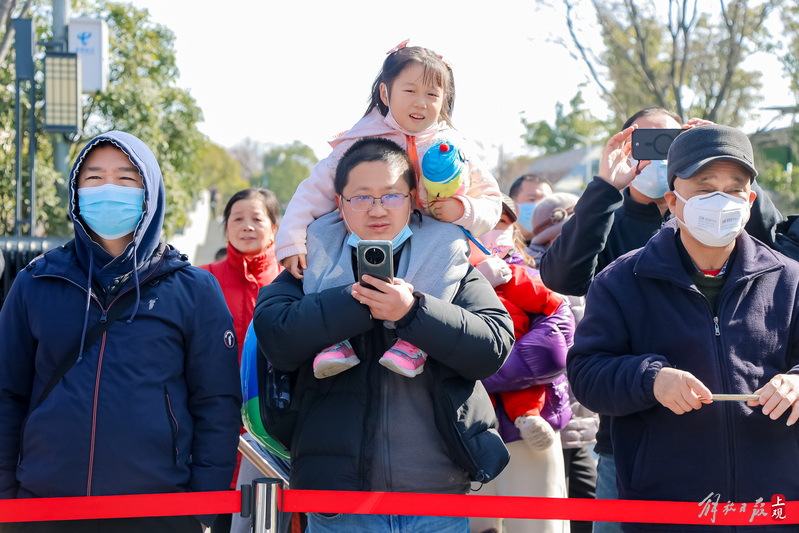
673, 190, 750, 247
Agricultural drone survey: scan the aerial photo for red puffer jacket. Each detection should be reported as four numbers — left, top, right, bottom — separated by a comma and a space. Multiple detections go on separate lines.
200, 242, 282, 361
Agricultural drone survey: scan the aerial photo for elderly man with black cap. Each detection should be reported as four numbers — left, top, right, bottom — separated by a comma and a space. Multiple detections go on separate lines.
567, 124, 799, 533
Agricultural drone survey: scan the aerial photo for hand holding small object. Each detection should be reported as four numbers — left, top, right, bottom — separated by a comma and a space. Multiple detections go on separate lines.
748, 374, 799, 426
430, 196, 465, 223
598, 125, 651, 190
352, 276, 415, 321
653, 367, 712, 414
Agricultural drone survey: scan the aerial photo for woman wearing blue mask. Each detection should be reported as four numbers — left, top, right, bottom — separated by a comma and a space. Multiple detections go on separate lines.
0, 133, 242, 533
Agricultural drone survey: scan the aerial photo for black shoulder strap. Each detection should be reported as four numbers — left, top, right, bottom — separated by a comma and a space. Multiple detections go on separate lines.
36, 282, 154, 409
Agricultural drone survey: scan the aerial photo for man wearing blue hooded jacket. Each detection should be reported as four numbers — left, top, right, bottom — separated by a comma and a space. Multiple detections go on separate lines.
568, 125, 799, 533
0, 133, 242, 532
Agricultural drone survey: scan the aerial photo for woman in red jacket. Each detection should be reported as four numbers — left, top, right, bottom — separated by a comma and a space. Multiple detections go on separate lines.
200, 188, 283, 361
199, 188, 283, 533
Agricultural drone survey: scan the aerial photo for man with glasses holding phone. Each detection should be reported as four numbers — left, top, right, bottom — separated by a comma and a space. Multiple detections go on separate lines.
253, 138, 514, 533
567, 125, 799, 532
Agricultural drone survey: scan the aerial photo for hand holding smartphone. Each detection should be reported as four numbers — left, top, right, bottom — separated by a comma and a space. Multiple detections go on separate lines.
357, 241, 394, 292
631, 128, 684, 160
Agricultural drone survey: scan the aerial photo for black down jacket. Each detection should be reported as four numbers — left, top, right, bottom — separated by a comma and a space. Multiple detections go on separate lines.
253, 263, 514, 493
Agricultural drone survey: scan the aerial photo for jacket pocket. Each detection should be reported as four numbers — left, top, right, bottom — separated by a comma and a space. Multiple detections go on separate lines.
433, 366, 509, 483
164, 385, 180, 465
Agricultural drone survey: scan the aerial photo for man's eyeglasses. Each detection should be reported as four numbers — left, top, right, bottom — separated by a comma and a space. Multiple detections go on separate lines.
341, 193, 410, 211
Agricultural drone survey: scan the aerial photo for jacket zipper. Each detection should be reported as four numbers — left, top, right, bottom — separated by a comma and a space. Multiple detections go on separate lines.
712, 290, 739, 516
36, 256, 167, 496
380, 364, 392, 489
357, 334, 372, 490
691, 286, 738, 512
86, 332, 107, 496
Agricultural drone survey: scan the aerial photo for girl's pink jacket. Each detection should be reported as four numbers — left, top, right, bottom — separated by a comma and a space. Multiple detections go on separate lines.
274, 108, 503, 261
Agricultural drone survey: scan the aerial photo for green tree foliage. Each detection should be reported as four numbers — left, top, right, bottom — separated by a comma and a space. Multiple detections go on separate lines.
1, 0, 209, 237
198, 142, 246, 199
548, 0, 774, 128
72, 0, 207, 237
257, 142, 318, 205
1, 3, 67, 235
757, 159, 799, 214
778, 4, 799, 101
521, 91, 609, 154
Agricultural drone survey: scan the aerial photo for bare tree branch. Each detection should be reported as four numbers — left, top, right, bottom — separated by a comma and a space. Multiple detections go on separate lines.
561, 0, 627, 119
708, 0, 772, 121
627, 0, 668, 108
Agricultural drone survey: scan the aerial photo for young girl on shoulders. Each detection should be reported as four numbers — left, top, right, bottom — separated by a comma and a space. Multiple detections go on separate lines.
276, 40, 502, 278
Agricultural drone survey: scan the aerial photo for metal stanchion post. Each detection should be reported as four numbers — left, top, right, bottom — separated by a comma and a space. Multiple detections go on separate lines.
251, 478, 282, 533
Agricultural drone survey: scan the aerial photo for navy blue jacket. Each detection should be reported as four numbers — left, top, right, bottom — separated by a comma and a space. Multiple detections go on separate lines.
568, 222, 799, 532
0, 133, 241, 513
541, 177, 784, 455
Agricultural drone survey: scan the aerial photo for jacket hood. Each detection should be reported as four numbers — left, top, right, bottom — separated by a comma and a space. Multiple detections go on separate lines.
69, 131, 165, 282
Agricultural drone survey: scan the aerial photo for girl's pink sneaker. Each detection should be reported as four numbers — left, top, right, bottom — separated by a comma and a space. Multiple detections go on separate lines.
379, 339, 427, 378
313, 340, 360, 379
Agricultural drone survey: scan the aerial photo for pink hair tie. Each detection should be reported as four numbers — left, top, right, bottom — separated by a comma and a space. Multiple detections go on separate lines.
387, 39, 410, 55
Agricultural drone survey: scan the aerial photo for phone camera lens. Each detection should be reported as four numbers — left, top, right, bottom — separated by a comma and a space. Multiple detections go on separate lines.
364, 247, 385, 266
654, 133, 675, 155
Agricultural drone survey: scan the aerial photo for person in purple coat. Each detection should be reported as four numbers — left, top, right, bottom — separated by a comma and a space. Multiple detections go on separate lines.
471, 198, 574, 533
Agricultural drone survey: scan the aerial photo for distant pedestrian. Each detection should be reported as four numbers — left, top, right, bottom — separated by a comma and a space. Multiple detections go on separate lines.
509, 174, 553, 243
209, 184, 220, 218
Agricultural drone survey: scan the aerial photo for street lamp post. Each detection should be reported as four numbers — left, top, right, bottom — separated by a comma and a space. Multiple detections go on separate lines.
13, 18, 36, 237
51, 0, 72, 214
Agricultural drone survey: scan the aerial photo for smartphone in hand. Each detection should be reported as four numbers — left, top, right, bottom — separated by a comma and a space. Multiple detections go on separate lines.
632, 128, 683, 160
357, 240, 394, 292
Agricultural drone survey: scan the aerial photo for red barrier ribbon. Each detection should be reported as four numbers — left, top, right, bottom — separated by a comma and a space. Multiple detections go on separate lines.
281, 490, 799, 526
1, 490, 796, 526
0, 491, 240, 523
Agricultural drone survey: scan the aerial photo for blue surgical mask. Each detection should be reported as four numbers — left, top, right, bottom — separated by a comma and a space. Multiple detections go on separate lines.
78, 184, 145, 239
630, 159, 669, 199
347, 224, 413, 250
517, 202, 538, 231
